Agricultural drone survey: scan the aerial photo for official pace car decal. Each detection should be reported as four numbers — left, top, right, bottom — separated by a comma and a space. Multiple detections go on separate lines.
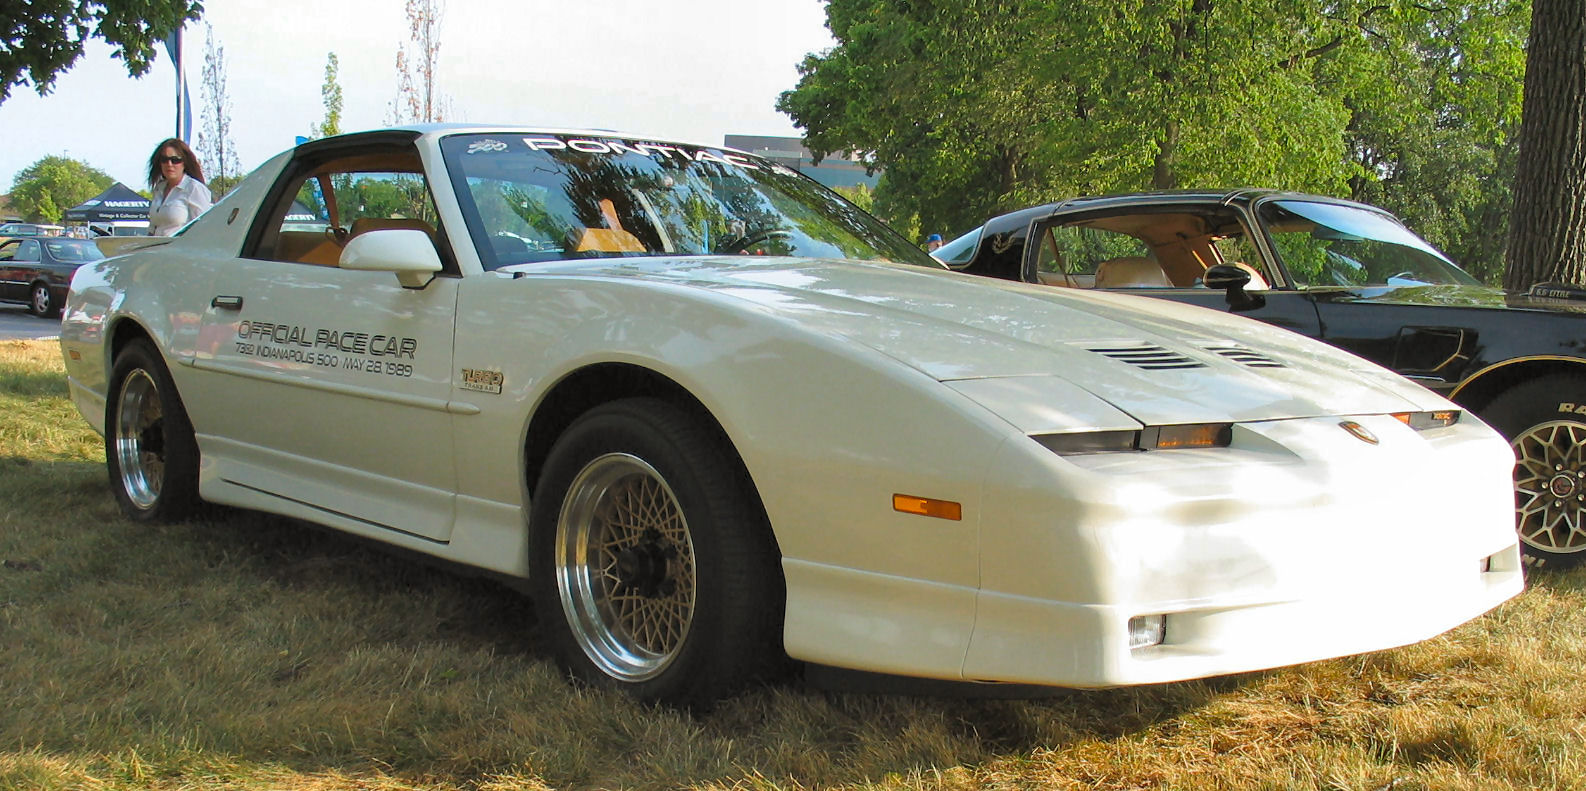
235, 319, 418, 378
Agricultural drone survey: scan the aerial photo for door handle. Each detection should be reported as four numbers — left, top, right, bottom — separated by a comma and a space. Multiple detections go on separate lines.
211, 295, 244, 310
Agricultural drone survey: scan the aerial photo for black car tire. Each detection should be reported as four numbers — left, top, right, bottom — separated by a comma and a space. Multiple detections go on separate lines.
529, 397, 782, 708
1482, 373, 1586, 568
105, 339, 201, 522
28, 282, 59, 318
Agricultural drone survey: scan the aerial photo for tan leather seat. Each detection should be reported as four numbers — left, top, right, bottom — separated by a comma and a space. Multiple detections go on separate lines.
348, 217, 435, 240
1095, 256, 1172, 288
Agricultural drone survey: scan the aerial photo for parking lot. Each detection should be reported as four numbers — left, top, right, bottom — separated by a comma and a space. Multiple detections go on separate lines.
0, 304, 61, 340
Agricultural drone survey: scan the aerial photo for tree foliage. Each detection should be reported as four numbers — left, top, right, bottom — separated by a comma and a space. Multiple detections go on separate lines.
196, 23, 240, 196
8, 156, 112, 223
1504, 0, 1586, 289
391, 0, 448, 123
313, 52, 343, 138
0, 0, 203, 104
780, 0, 1529, 280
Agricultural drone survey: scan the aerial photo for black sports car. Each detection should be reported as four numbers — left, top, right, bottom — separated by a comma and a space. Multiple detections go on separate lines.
938, 189, 1586, 568
0, 236, 105, 318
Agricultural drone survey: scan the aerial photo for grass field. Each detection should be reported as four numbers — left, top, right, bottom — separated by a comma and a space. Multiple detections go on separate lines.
2, 337, 1583, 791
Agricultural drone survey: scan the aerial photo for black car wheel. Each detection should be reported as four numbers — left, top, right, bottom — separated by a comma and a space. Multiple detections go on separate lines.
28, 282, 58, 318
106, 339, 200, 522
1484, 373, 1586, 568
529, 398, 782, 707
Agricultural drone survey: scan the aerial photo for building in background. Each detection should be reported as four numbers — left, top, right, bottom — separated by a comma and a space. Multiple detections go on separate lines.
724, 135, 879, 190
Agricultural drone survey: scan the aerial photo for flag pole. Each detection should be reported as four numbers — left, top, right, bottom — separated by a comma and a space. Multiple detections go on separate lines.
173, 26, 183, 140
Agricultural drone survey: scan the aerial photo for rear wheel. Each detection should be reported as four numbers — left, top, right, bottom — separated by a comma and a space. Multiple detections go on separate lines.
1483, 374, 1586, 568
529, 398, 782, 707
28, 282, 57, 318
105, 339, 200, 522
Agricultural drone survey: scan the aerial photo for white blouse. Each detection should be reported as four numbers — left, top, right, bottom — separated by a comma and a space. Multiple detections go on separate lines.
149, 175, 214, 236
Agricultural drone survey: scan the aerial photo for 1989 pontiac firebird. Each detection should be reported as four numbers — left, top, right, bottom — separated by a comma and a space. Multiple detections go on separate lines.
61, 126, 1523, 706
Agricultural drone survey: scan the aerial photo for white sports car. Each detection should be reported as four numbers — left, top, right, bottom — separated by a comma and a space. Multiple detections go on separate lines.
61, 126, 1523, 706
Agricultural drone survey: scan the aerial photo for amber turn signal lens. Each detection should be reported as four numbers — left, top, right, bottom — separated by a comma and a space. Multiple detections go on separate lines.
893, 494, 963, 521
1392, 410, 1461, 430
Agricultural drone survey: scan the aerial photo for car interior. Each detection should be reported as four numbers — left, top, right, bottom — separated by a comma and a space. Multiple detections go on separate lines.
1032, 209, 1270, 290
250, 151, 445, 269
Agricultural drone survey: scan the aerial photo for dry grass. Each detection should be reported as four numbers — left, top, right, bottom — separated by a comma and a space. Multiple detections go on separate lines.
1, 338, 1582, 790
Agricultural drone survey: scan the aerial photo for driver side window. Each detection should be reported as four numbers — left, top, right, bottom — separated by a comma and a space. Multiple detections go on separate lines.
255, 158, 441, 267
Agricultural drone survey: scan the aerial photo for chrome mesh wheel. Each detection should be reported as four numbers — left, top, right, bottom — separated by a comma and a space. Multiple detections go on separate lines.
1512, 420, 1586, 555
554, 452, 697, 681
113, 369, 165, 510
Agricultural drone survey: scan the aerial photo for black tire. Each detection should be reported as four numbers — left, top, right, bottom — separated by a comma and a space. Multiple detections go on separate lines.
1482, 373, 1586, 568
27, 282, 58, 318
529, 397, 782, 708
105, 338, 201, 522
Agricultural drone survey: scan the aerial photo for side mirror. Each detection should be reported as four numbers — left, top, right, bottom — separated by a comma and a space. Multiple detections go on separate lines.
339, 229, 443, 288
1203, 264, 1266, 312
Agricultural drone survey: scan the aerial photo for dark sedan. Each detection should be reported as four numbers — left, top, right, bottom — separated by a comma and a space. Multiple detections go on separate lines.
939, 189, 1586, 568
0, 236, 105, 318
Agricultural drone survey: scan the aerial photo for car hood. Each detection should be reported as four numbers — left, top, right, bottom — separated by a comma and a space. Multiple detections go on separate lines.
512, 256, 1437, 424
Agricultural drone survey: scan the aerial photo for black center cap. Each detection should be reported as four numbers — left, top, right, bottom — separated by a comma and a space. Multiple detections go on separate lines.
1550, 474, 1577, 499
615, 544, 672, 597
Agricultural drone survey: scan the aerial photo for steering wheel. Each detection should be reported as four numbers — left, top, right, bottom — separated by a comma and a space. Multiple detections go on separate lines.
716, 229, 793, 255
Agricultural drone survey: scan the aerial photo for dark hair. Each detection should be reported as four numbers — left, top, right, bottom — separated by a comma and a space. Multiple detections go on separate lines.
146, 138, 205, 188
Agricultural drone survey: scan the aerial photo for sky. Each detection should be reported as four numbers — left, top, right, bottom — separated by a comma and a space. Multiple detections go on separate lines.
0, 0, 835, 193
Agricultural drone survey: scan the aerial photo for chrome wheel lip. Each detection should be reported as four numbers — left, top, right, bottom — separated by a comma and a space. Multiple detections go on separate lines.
113, 369, 164, 510
554, 452, 697, 682
1512, 420, 1586, 554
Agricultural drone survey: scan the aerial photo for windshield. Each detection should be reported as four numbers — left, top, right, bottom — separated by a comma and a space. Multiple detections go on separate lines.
43, 239, 104, 262
932, 226, 982, 268
440, 133, 937, 271
1260, 200, 1479, 287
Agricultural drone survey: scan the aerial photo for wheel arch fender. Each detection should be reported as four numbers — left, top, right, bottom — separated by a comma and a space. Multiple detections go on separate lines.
1451, 356, 1586, 414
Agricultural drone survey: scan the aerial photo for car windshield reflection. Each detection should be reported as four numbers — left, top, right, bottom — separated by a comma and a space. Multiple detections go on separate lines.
1262, 200, 1480, 288
440, 133, 938, 271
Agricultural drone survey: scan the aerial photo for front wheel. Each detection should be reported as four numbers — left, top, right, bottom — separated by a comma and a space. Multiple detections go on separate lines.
529, 398, 782, 707
1483, 374, 1586, 568
105, 339, 201, 522
28, 282, 58, 318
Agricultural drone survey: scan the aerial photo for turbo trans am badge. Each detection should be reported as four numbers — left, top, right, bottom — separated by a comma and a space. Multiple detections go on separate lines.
461, 368, 504, 394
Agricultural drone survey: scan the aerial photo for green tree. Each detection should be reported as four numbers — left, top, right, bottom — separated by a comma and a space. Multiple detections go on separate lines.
8, 156, 112, 223
780, 0, 1529, 270
312, 52, 343, 138
0, 0, 204, 104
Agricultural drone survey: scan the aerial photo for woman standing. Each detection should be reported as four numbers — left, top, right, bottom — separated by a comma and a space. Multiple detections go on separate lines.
146, 138, 213, 236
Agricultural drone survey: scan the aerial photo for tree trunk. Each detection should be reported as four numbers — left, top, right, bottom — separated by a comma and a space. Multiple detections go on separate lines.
1505, 0, 1586, 291
1154, 120, 1179, 190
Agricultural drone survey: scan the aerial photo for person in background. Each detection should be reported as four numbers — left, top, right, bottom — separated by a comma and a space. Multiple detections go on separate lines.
146, 138, 212, 236
925, 233, 944, 252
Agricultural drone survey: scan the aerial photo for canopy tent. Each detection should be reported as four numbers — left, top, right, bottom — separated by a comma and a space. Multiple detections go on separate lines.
64, 183, 150, 223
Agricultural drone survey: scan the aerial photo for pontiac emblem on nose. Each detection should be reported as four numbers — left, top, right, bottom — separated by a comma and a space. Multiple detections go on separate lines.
1339, 421, 1378, 445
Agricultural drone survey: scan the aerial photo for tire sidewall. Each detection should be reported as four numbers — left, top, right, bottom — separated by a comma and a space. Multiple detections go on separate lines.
105, 339, 199, 522
1483, 373, 1586, 568
528, 398, 778, 705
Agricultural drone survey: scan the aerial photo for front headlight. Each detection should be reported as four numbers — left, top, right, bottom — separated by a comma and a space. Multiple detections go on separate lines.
1034, 422, 1234, 455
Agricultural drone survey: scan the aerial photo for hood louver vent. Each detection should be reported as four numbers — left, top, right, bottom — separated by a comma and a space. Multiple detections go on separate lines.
1084, 343, 1206, 370
1202, 344, 1287, 369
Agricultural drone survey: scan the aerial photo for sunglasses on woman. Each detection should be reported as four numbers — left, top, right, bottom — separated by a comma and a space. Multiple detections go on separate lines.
160, 156, 185, 165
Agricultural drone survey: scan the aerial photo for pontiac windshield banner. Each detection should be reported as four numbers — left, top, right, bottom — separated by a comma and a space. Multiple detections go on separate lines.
235, 319, 418, 377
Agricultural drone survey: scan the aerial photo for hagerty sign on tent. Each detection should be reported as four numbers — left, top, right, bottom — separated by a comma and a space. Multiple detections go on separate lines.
64, 183, 151, 223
